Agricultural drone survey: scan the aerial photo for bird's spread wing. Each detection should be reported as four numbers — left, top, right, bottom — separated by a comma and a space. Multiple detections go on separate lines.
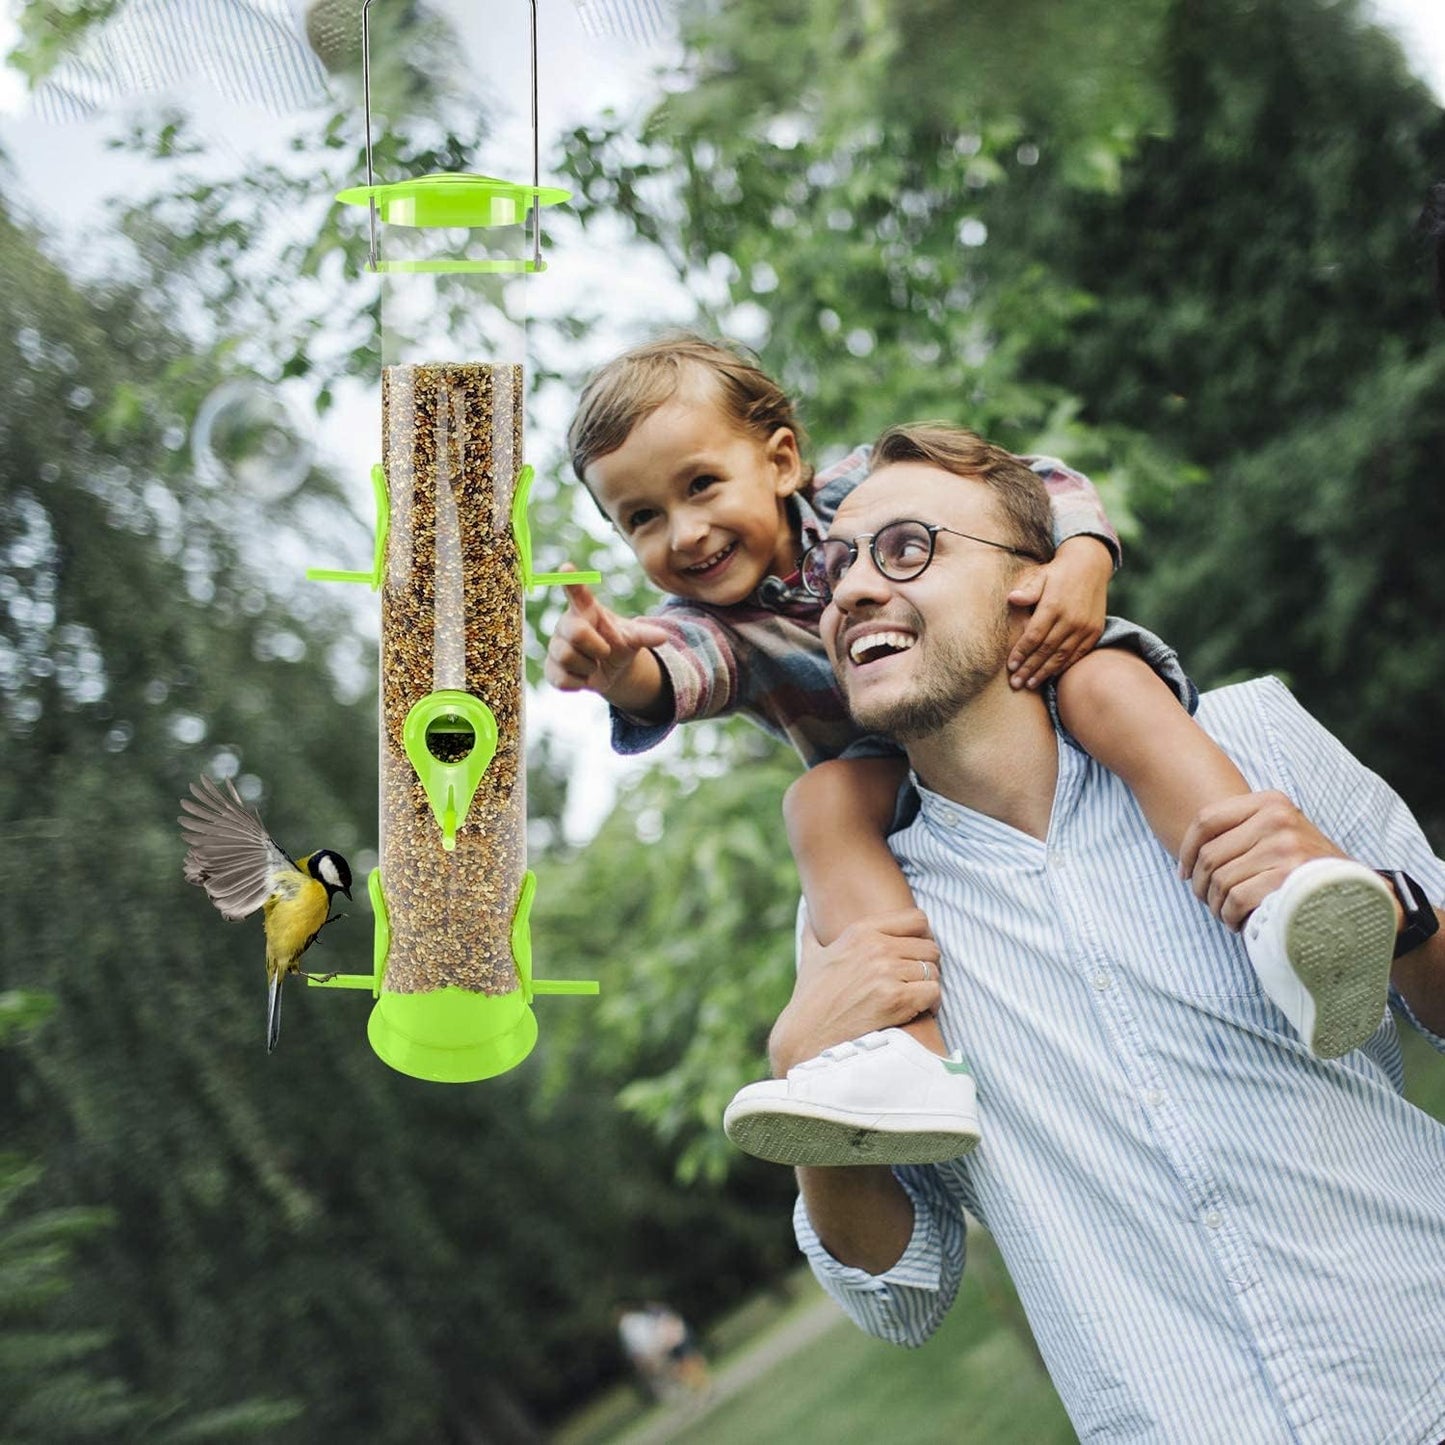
179, 776, 296, 920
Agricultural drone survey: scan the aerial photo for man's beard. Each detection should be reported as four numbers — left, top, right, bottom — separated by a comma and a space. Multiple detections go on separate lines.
843, 607, 1012, 742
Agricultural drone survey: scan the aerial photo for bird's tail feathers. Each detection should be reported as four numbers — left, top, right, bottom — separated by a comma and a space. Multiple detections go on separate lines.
267, 974, 283, 1054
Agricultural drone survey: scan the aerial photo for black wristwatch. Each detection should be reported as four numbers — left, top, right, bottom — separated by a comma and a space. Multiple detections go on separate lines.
1375, 869, 1440, 959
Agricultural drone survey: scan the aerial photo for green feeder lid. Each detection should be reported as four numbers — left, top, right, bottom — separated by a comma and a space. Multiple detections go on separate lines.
336, 172, 570, 230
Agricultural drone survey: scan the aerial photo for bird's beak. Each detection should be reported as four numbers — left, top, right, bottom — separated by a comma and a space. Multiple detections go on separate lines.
342, 886, 353, 901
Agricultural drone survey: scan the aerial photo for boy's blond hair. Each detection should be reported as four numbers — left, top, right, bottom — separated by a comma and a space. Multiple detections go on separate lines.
568, 333, 812, 485
871, 422, 1056, 564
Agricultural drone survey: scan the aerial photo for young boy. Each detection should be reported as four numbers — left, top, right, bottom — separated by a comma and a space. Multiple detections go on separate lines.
546, 333, 1401, 1168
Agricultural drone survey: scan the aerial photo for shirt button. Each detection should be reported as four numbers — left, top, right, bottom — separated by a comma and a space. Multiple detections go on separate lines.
1144, 1089, 1164, 1107
1204, 1210, 1222, 1230
1093, 971, 1111, 991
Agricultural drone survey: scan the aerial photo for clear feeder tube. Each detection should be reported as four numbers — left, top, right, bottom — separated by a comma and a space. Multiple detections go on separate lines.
379, 357, 525, 996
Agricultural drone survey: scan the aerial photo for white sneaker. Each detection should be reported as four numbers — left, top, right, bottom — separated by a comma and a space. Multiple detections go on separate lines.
1243, 858, 1397, 1059
722, 1028, 982, 1167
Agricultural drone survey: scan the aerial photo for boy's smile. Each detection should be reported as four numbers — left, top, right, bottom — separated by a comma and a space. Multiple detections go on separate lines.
584, 384, 804, 607
681, 539, 740, 583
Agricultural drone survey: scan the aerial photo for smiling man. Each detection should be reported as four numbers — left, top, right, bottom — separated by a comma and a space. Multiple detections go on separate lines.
775, 422, 1445, 1443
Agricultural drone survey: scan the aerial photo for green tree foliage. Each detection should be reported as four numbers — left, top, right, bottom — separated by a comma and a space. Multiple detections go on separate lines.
989, 0, 1445, 834
0, 991, 141, 1444
6, 1, 125, 89
0, 993, 305, 1442
534, 730, 806, 1184
0, 1151, 149, 1443
561, 0, 1171, 453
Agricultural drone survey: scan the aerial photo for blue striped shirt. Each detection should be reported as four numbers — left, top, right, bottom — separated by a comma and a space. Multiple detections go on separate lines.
796, 677, 1445, 1444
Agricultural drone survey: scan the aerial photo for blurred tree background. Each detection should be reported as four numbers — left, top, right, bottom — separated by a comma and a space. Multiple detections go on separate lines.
1, 0, 1441, 1439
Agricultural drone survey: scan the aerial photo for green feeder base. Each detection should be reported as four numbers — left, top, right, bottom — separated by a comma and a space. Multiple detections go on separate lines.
367, 987, 539, 1084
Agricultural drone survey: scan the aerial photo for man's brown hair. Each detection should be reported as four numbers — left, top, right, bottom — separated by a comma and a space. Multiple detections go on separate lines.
870, 422, 1056, 564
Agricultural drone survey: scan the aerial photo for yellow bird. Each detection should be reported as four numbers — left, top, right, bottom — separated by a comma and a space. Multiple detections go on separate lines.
179, 776, 352, 1053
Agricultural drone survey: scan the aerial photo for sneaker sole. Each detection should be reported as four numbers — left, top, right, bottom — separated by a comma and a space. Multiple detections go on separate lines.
723, 1100, 981, 1168
1287, 876, 1397, 1059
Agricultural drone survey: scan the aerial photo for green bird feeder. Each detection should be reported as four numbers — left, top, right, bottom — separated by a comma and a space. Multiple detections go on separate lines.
307, 0, 599, 1082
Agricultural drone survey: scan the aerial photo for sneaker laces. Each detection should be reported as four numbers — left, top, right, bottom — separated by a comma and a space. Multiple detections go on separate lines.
797, 1032, 889, 1069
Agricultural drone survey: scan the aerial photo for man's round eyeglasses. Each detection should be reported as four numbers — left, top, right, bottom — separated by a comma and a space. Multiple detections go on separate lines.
800, 520, 1043, 602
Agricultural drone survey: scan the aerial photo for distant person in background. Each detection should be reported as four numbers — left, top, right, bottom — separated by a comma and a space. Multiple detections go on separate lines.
615, 1301, 709, 1401
777, 423, 1445, 1443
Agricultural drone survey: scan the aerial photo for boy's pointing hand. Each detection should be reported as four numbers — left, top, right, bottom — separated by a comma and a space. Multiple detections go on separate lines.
544, 570, 671, 715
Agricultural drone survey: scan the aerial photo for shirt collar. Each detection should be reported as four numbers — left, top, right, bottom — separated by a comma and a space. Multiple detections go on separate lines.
751, 493, 825, 613
906, 735, 1087, 857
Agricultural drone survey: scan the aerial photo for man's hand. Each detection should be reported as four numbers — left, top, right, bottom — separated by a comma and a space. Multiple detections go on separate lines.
543, 575, 671, 714
1006, 535, 1111, 690
1178, 790, 1353, 930
769, 909, 942, 1076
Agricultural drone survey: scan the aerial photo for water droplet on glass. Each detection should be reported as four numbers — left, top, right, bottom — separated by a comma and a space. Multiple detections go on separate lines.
191, 379, 313, 501
209, 747, 241, 778
957, 218, 989, 248
170, 712, 207, 745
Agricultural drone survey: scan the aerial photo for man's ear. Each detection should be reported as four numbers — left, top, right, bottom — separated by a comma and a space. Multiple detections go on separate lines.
767, 427, 803, 498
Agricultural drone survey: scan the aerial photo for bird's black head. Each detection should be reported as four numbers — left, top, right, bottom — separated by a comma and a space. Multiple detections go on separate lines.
309, 849, 353, 900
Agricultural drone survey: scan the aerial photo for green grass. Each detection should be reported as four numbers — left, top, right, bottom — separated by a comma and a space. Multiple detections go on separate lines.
1402, 1026, 1445, 1120
560, 1233, 1073, 1445
555, 1272, 830, 1445
666, 1252, 1073, 1445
